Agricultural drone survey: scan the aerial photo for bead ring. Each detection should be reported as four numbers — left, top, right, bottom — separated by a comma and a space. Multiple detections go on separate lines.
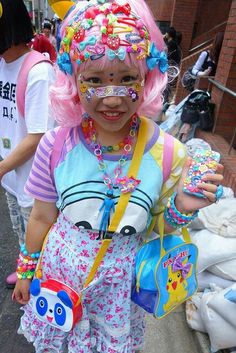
215, 185, 223, 203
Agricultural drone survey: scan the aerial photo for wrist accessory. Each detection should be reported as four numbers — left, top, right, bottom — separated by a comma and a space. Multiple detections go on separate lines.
29, 117, 148, 332
164, 192, 199, 228
16, 244, 41, 280
215, 185, 223, 203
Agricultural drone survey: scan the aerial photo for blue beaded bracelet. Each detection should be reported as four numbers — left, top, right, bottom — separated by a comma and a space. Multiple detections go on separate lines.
20, 243, 41, 259
164, 192, 199, 229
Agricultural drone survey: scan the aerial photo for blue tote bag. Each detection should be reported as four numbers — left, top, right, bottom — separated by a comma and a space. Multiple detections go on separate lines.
131, 216, 198, 318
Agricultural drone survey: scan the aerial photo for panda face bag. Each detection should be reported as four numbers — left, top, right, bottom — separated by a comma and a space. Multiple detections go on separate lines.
30, 278, 83, 332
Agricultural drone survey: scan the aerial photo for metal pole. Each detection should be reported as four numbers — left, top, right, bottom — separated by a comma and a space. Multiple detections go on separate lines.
38, 0, 41, 30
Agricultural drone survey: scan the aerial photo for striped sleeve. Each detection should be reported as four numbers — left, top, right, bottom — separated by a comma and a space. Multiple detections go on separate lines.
25, 129, 59, 202
156, 137, 187, 215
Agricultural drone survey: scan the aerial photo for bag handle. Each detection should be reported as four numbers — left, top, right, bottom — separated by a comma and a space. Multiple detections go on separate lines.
36, 116, 148, 289
83, 116, 148, 288
157, 215, 191, 257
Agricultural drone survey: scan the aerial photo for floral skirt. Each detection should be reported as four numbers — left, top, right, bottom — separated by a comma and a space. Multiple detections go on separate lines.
19, 213, 146, 353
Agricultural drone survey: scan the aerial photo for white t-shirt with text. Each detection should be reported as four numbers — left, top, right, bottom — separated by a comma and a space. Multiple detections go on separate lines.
0, 53, 55, 207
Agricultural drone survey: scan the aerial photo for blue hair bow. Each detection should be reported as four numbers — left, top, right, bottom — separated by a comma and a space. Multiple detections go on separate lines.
57, 52, 73, 75
146, 43, 168, 73
107, 47, 126, 61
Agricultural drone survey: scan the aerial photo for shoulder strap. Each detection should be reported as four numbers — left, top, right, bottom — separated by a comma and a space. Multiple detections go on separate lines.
83, 117, 148, 288
50, 127, 71, 180
146, 132, 175, 237
16, 50, 52, 118
162, 132, 174, 183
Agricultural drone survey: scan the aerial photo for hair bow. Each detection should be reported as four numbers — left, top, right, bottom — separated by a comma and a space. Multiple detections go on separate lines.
107, 47, 126, 61
146, 42, 168, 73
79, 36, 97, 51
57, 52, 73, 75
111, 3, 131, 16
172, 256, 191, 279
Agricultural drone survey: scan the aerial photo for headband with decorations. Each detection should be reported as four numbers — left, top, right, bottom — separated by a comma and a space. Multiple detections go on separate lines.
49, 0, 168, 75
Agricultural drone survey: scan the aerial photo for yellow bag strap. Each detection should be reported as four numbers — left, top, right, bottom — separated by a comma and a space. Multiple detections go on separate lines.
84, 116, 148, 288
36, 117, 148, 288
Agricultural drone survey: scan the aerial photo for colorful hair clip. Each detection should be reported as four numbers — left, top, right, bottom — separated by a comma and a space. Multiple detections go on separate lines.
57, 52, 73, 75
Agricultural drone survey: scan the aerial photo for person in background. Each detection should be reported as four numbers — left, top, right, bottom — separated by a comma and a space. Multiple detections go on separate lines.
164, 26, 181, 66
191, 32, 224, 77
30, 24, 57, 62
42, 20, 57, 50
0, 0, 55, 288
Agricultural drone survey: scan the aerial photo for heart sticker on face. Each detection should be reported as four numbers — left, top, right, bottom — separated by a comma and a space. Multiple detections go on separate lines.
107, 35, 120, 50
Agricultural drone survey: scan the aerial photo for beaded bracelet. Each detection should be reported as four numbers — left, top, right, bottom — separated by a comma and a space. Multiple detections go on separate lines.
164, 192, 199, 229
16, 244, 41, 280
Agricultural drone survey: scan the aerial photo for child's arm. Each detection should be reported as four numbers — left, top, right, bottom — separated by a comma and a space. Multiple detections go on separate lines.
13, 199, 58, 305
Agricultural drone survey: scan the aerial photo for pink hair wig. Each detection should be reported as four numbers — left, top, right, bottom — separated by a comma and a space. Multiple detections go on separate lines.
50, 0, 167, 127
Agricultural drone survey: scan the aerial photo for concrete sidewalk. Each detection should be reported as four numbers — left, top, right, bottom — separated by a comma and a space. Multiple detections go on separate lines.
0, 186, 206, 353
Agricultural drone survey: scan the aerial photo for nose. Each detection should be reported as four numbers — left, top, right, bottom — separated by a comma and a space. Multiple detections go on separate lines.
102, 95, 122, 107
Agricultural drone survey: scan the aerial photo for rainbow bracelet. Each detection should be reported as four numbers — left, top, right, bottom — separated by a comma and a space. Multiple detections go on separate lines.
16, 244, 41, 280
164, 192, 199, 229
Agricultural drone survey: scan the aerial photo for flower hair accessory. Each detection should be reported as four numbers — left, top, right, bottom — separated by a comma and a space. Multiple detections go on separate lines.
146, 42, 168, 73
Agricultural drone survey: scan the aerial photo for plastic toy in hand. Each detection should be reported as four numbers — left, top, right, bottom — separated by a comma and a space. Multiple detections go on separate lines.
183, 149, 221, 198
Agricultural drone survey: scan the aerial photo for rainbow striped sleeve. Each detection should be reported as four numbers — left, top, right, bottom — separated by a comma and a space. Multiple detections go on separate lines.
25, 129, 58, 203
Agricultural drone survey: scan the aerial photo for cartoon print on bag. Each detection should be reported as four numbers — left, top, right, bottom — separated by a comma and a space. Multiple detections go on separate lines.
163, 255, 193, 312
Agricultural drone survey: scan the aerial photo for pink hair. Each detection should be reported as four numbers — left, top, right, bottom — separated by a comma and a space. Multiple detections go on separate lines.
50, 0, 167, 127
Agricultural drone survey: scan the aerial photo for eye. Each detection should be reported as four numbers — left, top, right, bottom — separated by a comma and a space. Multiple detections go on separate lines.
36, 296, 48, 316
56, 306, 63, 315
119, 225, 136, 236
177, 273, 181, 277
75, 221, 92, 230
84, 77, 101, 84
168, 278, 172, 283
54, 303, 66, 326
121, 75, 138, 83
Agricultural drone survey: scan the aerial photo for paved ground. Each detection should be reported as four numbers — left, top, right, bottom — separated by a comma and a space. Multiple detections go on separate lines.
0, 186, 202, 353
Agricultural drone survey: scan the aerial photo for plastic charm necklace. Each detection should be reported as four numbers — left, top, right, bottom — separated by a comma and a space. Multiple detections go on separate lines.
81, 113, 141, 193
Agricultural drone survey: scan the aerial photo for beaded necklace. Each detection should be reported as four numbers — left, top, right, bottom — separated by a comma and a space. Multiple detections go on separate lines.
81, 113, 141, 194
81, 113, 141, 236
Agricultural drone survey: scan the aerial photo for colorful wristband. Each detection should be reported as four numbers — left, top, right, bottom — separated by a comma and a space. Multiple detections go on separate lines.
16, 244, 41, 280
164, 192, 199, 229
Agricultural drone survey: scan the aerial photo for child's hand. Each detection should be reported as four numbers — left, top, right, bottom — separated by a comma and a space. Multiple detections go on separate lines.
175, 158, 224, 213
13, 279, 31, 305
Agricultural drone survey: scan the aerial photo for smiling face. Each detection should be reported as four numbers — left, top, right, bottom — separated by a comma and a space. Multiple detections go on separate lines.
77, 61, 144, 135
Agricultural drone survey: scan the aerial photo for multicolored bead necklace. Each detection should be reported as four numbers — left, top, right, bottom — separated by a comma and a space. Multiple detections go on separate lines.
81, 113, 141, 193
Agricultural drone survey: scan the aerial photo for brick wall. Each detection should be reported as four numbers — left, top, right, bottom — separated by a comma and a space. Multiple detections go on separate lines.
210, 0, 236, 142
146, 0, 174, 21
171, 0, 199, 56
194, 0, 232, 37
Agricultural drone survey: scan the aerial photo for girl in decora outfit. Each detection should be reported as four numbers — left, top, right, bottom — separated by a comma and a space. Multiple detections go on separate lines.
14, 0, 223, 352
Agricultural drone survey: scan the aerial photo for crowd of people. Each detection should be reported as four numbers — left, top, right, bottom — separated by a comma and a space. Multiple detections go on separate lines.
0, 0, 224, 352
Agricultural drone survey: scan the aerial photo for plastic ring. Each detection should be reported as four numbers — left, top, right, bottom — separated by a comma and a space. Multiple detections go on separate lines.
215, 185, 223, 202
124, 144, 132, 152
94, 148, 102, 156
